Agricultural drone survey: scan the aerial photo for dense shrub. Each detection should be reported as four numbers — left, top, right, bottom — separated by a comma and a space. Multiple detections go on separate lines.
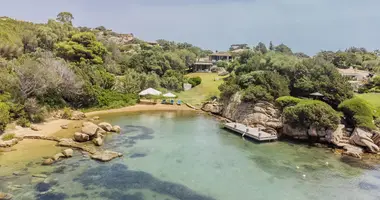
338, 97, 376, 130
276, 96, 302, 108
16, 117, 31, 127
24, 98, 47, 123
242, 85, 273, 102
95, 89, 137, 108
2, 133, 15, 141
0, 102, 10, 132
62, 107, 72, 119
218, 82, 240, 100
188, 76, 202, 87
283, 100, 340, 130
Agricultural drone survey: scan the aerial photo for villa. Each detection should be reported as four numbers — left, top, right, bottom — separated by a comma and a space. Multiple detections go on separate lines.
209, 52, 232, 63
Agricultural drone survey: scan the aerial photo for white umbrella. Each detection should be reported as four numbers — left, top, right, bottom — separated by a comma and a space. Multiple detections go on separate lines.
139, 88, 162, 96
163, 92, 176, 98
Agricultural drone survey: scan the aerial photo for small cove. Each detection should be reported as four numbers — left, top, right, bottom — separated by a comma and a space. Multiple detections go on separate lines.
1, 110, 380, 200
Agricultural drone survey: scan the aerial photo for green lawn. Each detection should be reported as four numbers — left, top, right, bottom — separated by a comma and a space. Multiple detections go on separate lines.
356, 93, 380, 116
176, 73, 228, 107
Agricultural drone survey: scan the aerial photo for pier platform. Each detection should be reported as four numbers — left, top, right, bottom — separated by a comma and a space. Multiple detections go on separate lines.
223, 122, 277, 142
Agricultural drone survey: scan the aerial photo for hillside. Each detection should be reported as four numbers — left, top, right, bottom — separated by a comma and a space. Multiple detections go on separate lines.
0, 17, 38, 46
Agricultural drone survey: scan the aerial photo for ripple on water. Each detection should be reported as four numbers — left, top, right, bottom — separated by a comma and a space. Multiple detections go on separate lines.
358, 181, 379, 190
73, 163, 216, 200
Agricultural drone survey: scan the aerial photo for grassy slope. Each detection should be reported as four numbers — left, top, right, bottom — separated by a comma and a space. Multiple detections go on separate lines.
176, 73, 227, 107
356, 93, 380, 116
0, 18, 37, 46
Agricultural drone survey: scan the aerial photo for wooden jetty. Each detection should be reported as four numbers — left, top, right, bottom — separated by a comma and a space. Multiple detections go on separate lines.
223, 122, 277, 142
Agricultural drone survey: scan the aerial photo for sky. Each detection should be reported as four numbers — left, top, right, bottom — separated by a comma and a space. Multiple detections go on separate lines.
1, 0, 380, 55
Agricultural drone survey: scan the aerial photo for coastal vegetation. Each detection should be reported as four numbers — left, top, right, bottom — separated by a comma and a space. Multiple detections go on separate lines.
0, 13, 210, 132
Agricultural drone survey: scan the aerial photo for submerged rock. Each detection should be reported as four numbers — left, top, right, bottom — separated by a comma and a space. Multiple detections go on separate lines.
32, 174, 48, 179
93, 137, 103, 146
62, 149, 73, 157
0, 192, 12, 200
52, 153, 65, 161
90, 150, 122, 162
58, 138, 96, 154
42, 158, 55, 166
98, 122, 112, 132
92, 116, 100, 120
111, 125, 121, 133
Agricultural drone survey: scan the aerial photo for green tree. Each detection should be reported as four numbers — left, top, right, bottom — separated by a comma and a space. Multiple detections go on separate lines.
56, 12, 74, 24
55, 32, 108, 64
269, 41, 274, 51
274, 44, 292, 55
255, 42, 268, 54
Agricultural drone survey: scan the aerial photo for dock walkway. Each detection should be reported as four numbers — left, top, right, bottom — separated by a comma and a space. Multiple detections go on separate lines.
223, 122, 277, 142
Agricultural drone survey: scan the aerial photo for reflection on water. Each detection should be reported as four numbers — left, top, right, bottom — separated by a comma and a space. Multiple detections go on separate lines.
1, 111, 380, 200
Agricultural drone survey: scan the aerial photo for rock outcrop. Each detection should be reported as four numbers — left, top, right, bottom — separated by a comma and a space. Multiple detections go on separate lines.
0, 138, 19, 148
111, 125, 121, 133
74, 132, 90, 142
90, 150, 122, 162
81, 122, 105, 137
23, 134, 60, 142
62, 148, 73, 157
30, 125, 41, 131
69, 111, 86, 120
58, 139, 97, 154
202, 93, 282, 135
349, 128, 380, 153
98, 122, 112, 132
343, 144, 364, 159
93, 137, 103, 146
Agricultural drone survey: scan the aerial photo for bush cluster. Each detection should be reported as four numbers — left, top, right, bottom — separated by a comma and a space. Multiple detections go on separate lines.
275, 96, 302, 108
338, 97, 376, 130
188, 76, 202, 87
283, 100, 340, 130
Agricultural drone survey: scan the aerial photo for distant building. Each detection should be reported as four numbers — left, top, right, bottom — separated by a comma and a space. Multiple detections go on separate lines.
209, 52, 232, 63
230, 44, 248, 51
337, 67, 371, 81
337, 67, 372, 92
191, 57, 213, 72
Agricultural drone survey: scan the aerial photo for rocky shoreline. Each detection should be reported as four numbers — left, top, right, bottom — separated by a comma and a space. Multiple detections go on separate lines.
202, 92, 380, 160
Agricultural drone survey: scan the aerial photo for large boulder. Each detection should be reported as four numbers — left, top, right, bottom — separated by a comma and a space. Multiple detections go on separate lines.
42, 158, 55, 166
70, 111, 86, 120
0, 139, 19, 148
81, 122, 105, 137
98, 122, 112, 132
90, 150, 122, 162
349, 128, 380, 153
52, 153, 65, 161
282, 124, 308, 139
74, 132, 90, 142
343, 144, 364, 159
326, 124, 345, 146
0, 192, 12, 200
372, 130, 380, 147
58, 138, 97, 154
93, 137, 103, 146
62, 149, 73, 157
111, 125, 121, 133
30, 125, 41, 131
201, 102, 223, 114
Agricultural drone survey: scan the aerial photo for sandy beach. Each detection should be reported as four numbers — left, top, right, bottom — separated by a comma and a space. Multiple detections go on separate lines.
0, 103, 197, 175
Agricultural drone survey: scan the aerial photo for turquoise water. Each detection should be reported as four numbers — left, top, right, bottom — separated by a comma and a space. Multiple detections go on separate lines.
1, 111, 380, 200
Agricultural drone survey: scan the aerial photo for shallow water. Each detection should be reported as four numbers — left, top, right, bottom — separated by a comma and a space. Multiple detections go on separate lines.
1, 111, 380, 200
